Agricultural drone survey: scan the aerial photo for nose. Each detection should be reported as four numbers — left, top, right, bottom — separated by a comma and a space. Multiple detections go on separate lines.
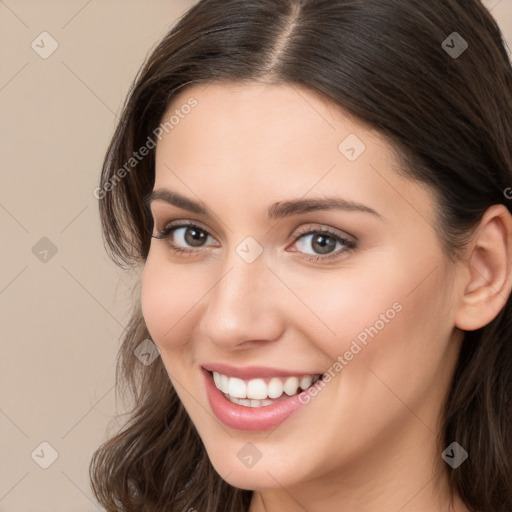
197, 252, 286, 350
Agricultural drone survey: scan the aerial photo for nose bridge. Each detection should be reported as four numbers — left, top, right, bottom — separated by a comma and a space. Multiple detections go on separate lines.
198, 246, 284, 347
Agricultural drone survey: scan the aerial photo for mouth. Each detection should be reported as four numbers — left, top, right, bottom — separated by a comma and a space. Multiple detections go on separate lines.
201, 365, 325, 431
211, 371, 322, 407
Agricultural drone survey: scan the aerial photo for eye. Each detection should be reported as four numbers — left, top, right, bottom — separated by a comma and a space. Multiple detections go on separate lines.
152, 222, 218, 254
288, 227, 356, 261
152, 221, 356, 262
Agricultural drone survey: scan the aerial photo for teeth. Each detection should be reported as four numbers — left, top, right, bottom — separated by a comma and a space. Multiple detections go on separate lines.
300, 375, 312, 389
227, 395, 275, 407
283, 376, 300, 396
213, 371, 222, 389
220, 373, 229, 393
247, 378, 268, 400
228, 377, 246, 398
212, 371, 320, 403
267, 377, 284, 399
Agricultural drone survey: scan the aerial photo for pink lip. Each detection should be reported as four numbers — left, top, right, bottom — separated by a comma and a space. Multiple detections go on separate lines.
202, 368, 309, 431
202, 362, 321, 380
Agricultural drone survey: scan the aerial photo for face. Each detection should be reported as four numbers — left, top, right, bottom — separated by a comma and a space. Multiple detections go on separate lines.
141, 82, 462, 492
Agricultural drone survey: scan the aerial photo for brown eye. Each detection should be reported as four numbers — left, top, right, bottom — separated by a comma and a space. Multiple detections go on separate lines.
310, 233, 337, 254
153, 223, 217, 251
293, 230, 353, 257
181, 226, 208, 247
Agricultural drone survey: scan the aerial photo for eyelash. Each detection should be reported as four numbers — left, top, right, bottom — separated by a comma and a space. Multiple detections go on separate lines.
152, 221, 357, 262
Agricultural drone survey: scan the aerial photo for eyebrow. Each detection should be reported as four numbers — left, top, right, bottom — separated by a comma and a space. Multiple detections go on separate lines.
146, 189, 382, 220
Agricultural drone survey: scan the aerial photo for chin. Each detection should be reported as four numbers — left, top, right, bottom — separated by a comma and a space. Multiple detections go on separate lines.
203, 441, 309, 491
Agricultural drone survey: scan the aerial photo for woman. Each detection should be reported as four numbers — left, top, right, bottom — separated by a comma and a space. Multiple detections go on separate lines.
90, 1, 512, 510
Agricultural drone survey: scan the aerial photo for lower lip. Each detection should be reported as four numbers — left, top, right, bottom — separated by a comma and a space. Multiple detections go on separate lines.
202, 369, 307, 431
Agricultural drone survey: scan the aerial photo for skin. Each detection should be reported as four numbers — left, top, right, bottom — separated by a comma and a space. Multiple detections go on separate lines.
140, 82, 512, 512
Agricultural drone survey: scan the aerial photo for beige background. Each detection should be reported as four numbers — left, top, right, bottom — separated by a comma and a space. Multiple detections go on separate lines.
1, 1, 511, 511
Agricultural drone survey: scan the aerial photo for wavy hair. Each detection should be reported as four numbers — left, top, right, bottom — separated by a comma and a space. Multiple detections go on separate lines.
89, 1, 512, 510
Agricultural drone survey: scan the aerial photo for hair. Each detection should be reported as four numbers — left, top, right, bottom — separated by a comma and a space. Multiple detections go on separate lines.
89, 0, 512, 510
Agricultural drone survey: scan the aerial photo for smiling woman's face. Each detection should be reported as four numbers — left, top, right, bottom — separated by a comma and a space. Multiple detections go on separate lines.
141, 82, 463, 495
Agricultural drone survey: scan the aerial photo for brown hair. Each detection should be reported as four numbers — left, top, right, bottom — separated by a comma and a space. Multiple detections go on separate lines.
90, 1, 512, 510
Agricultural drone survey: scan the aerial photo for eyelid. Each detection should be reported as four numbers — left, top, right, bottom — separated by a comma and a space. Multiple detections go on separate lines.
291, 223, 357, 242
150, 204, 226, 240
153, 218, 220, 244
153, 220, 354, 244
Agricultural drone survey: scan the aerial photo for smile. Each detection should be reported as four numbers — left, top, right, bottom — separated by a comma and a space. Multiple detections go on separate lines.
202, 365, 325, 431
212, 371, 322, 407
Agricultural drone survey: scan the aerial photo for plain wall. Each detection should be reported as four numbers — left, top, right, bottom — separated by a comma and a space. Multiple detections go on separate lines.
1, 1, 511, 510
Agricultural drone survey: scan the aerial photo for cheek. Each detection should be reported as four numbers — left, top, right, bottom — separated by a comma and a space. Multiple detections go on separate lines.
331, 263, 454, 425
299, 250, 452, 387
279, 259, 406, 361
140, 251, 200, 349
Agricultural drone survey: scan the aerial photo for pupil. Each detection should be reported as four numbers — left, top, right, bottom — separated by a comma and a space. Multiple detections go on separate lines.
313, 234, 335, 254
185, 227, 206, 247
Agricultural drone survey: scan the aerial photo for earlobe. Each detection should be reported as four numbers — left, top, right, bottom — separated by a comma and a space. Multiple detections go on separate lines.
454, 204, 512, 332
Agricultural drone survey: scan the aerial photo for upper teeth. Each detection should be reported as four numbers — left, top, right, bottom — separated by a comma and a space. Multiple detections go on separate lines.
212, 371, 320, 400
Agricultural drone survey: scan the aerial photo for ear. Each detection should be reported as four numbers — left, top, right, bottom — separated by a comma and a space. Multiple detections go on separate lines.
454, 204, 512, 331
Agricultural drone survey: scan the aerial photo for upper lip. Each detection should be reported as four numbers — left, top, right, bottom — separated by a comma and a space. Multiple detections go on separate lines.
202, 362, 322, 380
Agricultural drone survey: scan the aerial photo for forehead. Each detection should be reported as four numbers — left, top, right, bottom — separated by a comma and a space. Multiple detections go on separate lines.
158, 81, 370, 161
153, 82, 435, 231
